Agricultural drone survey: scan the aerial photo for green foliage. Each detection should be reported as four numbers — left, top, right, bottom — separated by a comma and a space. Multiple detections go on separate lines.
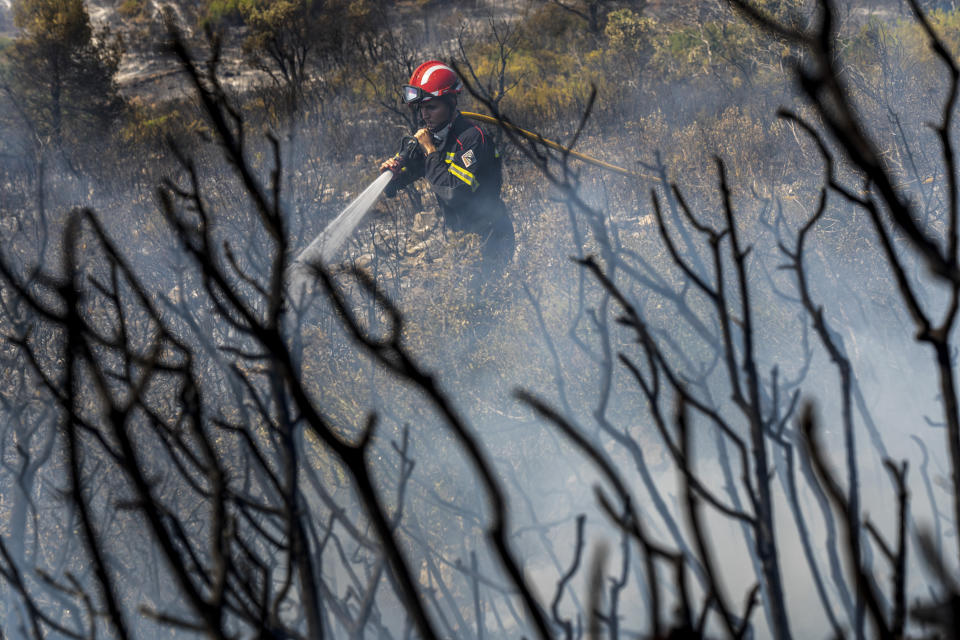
119, 98, 206, 150
1, 0, 122, 152
845, 10, 960, 92
645, 13, 791, 86
204, 0, 244, 23
823, 9, 960, 184
203, 0, 385, 111
604, 8, 657, 64
473, 46, 601, 125
455, 6, 607, 128
12, 0, 89, 41
117, 0, 152, 21
518, 4, 591, 49
537, 0, 630, 34
455, 2, 805, 134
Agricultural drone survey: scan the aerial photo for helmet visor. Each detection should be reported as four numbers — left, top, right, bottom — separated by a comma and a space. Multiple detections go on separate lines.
402, 85, 426, 104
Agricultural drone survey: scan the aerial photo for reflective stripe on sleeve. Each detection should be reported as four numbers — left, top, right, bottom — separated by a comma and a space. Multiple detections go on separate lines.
448, 163, 478, 190
445, 151, 456, 164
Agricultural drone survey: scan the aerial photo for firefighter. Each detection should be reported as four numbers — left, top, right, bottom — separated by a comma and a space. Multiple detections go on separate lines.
379, 61, 515, 287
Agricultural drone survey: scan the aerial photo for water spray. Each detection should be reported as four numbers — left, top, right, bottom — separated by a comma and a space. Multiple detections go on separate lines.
284, 136, 423, 298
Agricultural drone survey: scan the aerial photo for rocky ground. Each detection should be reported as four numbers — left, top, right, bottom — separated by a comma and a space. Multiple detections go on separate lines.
86, 0, 532, 101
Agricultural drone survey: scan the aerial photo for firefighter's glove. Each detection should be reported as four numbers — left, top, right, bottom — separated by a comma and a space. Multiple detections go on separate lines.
414, 128, 437, 155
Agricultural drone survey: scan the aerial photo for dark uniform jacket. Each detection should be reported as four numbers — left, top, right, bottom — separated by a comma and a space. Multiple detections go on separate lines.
386, 113, 513, 241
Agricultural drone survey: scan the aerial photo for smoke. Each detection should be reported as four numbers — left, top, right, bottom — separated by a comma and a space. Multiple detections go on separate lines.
287, 170, 395, 306
3, 1, 960, 639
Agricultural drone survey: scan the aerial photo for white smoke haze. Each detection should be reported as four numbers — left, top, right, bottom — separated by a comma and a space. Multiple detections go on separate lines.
2, 0, 960, 638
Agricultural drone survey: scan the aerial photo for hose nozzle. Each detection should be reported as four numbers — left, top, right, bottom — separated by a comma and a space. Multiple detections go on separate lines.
397, 135, 422, 165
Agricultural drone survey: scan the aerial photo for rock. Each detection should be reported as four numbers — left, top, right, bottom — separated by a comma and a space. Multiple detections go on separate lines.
355, 253, 374, 270
405, 241, 427, 255
413, 211, 437, 233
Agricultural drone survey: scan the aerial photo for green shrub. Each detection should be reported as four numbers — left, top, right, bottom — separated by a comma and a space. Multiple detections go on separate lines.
604, 8, 658, 73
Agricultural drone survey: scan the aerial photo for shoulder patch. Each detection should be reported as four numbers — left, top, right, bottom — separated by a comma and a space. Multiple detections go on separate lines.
461, 149, 476, 168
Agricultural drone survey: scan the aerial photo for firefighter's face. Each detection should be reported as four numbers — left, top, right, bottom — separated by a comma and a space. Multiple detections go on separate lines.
419, 99, 452, 130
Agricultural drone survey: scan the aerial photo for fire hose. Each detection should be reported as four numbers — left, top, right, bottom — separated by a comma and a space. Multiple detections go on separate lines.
461, 111, 656, 181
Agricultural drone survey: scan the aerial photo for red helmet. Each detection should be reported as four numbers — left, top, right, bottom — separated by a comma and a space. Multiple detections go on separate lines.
402, 61, 462, 104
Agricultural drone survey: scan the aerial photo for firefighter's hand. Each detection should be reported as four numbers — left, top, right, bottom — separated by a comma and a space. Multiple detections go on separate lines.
414, 128, 437, 155
380, 156, 400, 174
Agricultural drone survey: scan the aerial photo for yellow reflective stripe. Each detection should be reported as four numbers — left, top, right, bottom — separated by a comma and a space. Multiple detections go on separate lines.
448, 163, 478, 190
445, 151, 456, 164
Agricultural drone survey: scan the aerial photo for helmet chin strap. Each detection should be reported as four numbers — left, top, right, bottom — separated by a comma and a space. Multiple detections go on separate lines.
431, 117, 456, 148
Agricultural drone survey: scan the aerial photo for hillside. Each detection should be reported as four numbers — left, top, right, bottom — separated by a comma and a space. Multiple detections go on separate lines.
75, 0, 918, 102
5, 1, 960, 638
